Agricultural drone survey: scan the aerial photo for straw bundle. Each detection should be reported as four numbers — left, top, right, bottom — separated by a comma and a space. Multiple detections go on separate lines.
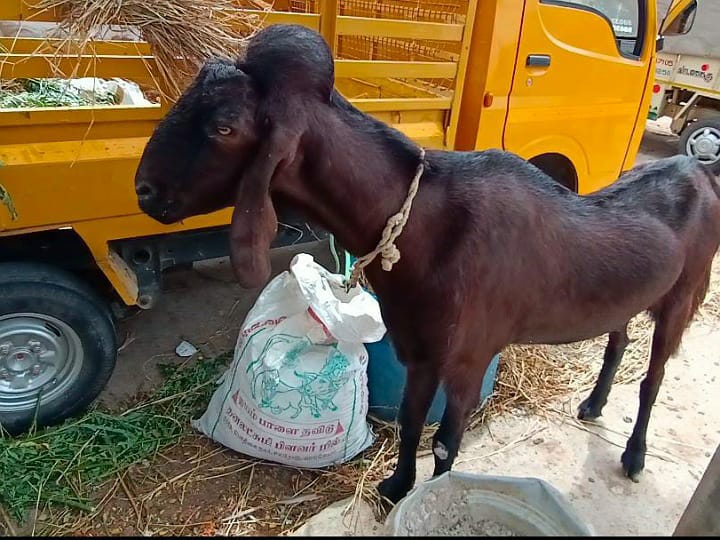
32, 0, 272, 99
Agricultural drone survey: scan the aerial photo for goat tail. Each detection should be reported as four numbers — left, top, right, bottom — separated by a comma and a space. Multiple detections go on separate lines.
691, 262, 713, 320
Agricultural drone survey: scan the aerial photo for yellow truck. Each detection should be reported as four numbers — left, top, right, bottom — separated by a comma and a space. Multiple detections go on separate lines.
0, 0, 697, 432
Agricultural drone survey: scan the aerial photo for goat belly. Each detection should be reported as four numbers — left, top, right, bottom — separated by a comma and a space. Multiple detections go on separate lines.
515, 278, 675, 345
514, 289, 668, 345
517, 322, 628, 346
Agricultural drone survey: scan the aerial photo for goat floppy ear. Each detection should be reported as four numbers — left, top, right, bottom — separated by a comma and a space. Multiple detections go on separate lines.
229, 124, 295, 288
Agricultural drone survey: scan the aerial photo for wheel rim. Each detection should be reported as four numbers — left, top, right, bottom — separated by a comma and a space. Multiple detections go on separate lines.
0, 313, 83, 413
686, 126, 720, 165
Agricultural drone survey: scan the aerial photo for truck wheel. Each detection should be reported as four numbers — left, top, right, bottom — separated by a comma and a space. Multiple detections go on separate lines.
679, 118, 720, 175
0, 262, 117, 435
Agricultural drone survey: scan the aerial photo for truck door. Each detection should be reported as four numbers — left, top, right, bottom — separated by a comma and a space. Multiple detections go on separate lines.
503, 0, 652, 192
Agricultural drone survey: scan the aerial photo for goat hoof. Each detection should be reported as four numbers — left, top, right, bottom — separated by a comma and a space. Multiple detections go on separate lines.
377, 475, 413, 506
621, 449, 645, 482
577, 398, 603, 421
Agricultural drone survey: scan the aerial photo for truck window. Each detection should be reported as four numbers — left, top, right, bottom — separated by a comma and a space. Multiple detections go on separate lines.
543, 1, 644, 58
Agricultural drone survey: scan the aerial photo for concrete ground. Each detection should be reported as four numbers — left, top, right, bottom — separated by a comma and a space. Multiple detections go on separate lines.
635, 130, 679, 164
102, 132, 719, 536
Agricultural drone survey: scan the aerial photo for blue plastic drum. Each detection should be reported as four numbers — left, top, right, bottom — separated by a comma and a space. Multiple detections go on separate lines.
365, 335, 500, 425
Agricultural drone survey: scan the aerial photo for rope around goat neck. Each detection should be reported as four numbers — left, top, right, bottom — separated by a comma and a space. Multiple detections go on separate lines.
347, 147, 427, 289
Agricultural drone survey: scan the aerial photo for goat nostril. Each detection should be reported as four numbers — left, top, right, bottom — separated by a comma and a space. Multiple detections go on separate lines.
136, 183, 155, 199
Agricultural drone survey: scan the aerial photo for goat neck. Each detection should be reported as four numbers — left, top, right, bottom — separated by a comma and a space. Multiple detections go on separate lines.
271, 92, 425, 264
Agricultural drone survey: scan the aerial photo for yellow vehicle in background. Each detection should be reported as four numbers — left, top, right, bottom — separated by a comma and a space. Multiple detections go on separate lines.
0, 0, 697, 432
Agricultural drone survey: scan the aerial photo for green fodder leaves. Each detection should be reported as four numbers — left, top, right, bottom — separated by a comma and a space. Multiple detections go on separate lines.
0, 352, 230, 521
0, 78, 117, 109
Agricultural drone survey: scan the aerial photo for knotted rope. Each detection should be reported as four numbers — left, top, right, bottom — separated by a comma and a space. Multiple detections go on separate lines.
347, 148, 427, 289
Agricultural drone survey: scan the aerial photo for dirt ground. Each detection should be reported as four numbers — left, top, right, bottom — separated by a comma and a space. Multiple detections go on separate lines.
101, 241, 338, 410
22, 132, 720, 536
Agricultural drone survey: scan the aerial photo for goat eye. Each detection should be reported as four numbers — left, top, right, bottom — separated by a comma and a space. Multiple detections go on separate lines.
216, 126, 232, 136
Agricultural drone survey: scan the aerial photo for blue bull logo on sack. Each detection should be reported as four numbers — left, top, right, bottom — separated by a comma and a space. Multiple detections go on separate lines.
247, 335, 351, 419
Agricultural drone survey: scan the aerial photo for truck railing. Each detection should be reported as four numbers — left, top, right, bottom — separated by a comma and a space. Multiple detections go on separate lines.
1, 0, 476, 149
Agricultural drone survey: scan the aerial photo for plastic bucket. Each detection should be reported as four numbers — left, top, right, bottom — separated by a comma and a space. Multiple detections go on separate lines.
386, 471, 594, 536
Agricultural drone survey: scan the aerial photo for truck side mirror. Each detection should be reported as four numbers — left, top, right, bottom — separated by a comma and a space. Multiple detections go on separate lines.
659, 0, 697, 37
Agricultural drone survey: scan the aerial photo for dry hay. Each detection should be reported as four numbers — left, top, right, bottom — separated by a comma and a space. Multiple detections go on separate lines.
21, 420, 428, 537
29, 0, 272, 99
213, 418, 437, 535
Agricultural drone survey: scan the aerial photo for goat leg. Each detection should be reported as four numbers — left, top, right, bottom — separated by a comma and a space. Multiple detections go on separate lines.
229, 125, 299, 288
578, 324, 631, 420
622, 298, 693, 481
431, 361, 488, 477
377, 363, 438, 505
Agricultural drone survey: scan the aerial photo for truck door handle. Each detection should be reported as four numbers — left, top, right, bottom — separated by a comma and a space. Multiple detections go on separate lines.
527, 54, 551, 67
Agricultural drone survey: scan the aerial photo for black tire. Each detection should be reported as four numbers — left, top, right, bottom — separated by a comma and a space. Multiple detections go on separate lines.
678, 118, 720, 175
0, 262, 117, 435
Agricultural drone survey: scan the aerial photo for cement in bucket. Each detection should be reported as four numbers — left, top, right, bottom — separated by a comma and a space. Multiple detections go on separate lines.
385, 471, 594, 536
